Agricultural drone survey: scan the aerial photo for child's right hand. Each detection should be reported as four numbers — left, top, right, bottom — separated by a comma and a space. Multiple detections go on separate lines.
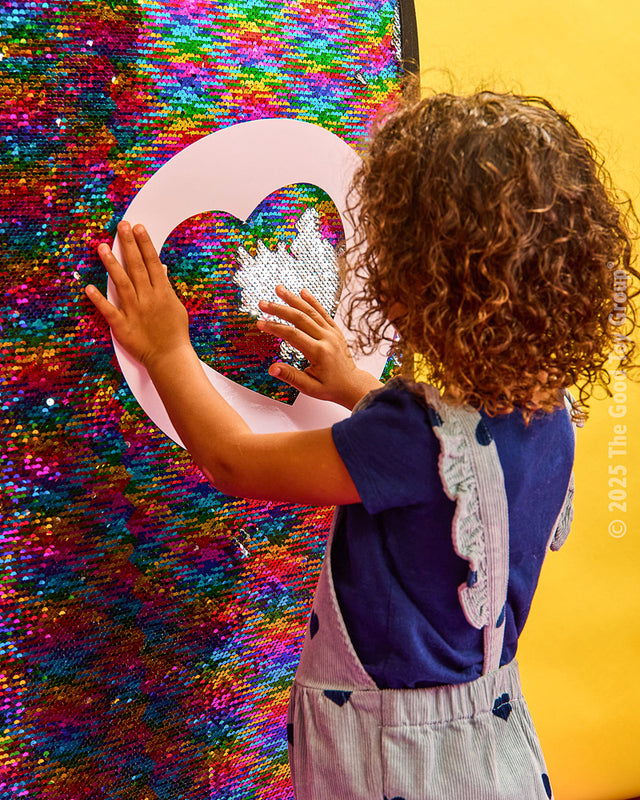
257, 285, 383, 411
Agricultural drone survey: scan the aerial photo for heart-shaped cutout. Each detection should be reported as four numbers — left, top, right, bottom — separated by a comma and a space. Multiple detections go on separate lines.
108, 118, 388, 447
160, 182, 344, 406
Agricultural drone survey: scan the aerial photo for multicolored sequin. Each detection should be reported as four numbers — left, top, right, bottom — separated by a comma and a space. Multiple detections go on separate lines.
0, 1, 408, 796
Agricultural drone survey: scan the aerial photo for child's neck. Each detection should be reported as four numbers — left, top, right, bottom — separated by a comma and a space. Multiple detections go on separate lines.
441, 383, 555, 409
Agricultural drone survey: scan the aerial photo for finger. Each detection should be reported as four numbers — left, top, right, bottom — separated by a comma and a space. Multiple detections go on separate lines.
116, 220, 151, 291
268, 362, 324, 398
256, 318, 319, 358
256, 316, 317, 351
258, 298, 324, 339
97, 243, 137, 309
275, 284, 335, 329
132, 224, 167, 286
84, 283, 123, 329
298, 287, 338, 326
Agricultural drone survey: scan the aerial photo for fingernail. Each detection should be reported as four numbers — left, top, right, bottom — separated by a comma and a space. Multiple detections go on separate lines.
97, 243, 110, 255
269, 365, 281, 377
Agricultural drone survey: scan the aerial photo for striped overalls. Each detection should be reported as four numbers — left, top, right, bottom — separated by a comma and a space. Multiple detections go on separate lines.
287, 385, 574, 800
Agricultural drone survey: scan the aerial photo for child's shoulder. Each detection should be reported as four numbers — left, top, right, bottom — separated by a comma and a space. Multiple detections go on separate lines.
353, 375, 573, 454
352, 374, 435, 414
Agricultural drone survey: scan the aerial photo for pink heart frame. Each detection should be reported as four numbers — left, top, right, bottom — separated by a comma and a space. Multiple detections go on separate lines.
108, 118, 388, 447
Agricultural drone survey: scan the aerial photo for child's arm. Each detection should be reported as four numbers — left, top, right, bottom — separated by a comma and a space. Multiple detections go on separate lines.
256, 285, 383, 411
85, 221, 363, 506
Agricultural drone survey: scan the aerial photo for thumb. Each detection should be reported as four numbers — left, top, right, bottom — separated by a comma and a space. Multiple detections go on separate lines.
268, 363, 323, 398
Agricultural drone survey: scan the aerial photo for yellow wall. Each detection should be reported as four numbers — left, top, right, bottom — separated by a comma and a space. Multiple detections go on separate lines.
414, 3, 640, 798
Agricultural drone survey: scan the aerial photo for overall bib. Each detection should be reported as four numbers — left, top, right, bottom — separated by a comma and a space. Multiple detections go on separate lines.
287, 385, 575, 800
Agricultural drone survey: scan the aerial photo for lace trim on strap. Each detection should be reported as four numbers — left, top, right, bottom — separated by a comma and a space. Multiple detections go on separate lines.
550, 471, 574, 551
421, 385, 490, 630
550, 390, 577, 551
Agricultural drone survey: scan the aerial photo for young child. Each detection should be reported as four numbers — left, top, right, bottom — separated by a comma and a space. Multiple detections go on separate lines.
86, 91, 637, 800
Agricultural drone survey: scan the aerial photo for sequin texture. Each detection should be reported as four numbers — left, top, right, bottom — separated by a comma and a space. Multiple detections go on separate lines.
0, 1, 405, 797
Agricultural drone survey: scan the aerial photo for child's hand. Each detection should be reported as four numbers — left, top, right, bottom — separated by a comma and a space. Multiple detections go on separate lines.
257, 285, 382, 410
85, 221, 191, 370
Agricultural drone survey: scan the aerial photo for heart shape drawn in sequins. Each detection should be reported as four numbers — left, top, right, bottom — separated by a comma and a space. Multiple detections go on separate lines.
108, 119, 388, 448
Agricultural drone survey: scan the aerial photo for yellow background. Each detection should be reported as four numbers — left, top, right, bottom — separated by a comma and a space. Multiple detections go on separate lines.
413, 2, 640, 798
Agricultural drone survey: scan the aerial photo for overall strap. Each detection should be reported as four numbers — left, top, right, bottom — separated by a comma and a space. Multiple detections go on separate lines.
421, 385, 510, 675
294, 505, 379, 691
547, 389, 579, 552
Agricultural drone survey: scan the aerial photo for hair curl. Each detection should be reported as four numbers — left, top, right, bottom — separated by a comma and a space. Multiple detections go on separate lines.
345, 90, 639, 423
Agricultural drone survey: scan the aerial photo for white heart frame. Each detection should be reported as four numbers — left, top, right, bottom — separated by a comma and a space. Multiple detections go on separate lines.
108, 118, 387, 447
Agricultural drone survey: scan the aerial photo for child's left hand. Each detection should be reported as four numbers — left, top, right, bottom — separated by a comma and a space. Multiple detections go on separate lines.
256, 285, 383, 410
85, 221, 191, 370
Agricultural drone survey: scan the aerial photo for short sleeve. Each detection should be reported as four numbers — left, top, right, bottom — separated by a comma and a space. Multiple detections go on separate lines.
331, 379, 441, 515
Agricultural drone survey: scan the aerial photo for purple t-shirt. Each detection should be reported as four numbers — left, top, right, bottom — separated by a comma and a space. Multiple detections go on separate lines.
330, 378, 574, 689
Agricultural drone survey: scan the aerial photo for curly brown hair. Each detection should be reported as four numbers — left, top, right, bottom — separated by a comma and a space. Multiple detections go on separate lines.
345, 90, 639, 423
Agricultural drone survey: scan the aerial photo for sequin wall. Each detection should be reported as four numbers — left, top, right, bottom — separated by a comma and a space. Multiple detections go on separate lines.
0, 1, 414, 798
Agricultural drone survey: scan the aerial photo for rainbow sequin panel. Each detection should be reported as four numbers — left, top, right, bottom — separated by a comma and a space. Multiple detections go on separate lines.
1, 1, 405, 798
